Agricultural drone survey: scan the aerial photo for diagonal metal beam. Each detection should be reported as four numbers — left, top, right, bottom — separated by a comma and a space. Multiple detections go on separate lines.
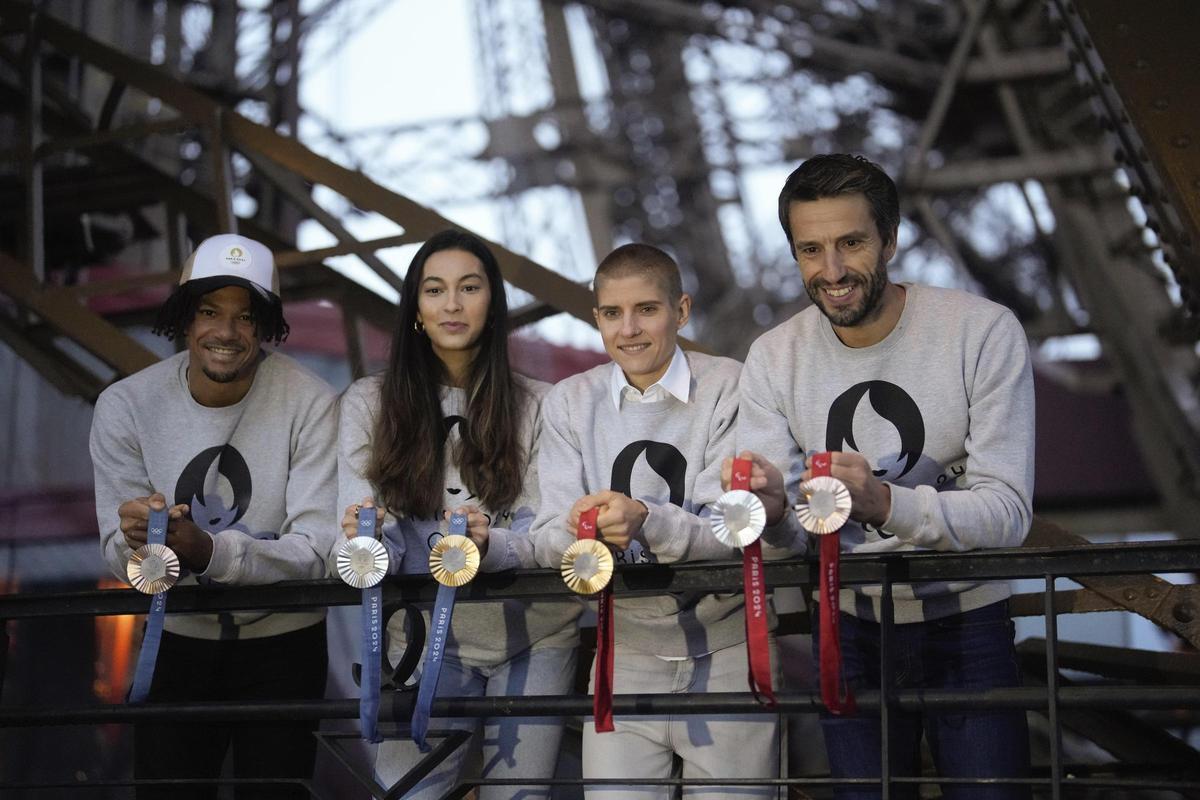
0, 253, 158, 378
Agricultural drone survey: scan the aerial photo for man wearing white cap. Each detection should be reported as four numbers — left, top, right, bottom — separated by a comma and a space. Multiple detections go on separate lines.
89, 233, 338, 799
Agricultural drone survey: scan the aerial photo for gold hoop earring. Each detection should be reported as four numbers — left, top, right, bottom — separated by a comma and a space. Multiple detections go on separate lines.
414, 319, 425, 334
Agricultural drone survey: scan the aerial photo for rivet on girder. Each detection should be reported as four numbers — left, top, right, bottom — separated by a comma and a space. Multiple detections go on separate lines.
1152, 98, 1169, 110
1171, 135, 1191, 149
1147, 588, 1160, 599
1134, 58, 1149, 70
1123, 589, 1137, 601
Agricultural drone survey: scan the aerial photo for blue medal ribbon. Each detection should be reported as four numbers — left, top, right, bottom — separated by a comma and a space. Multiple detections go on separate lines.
357, 511, 384, 743
411, 512, 467, 751
128, 508, 169, 703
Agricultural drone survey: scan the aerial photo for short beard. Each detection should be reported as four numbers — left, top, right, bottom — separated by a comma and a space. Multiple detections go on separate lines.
201, 365, 245, 384
806, 253, 889, 328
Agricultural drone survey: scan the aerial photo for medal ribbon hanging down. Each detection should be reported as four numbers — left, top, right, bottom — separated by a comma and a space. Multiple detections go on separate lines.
411, 512, 480, 750
334, 509, 390, 742
559, 507, 615, 733
580, 508, 614, 732
721, 458, 776, 707
127, 507, 178, 703
798, 452, 856, 716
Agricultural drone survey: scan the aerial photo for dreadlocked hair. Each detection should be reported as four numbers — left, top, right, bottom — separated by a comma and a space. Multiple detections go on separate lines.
152, 281, 290, 345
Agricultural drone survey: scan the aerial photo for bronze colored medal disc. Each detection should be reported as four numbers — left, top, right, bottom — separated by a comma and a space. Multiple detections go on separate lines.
127, 543, 180, 595
561, 538, 614, 595
337, 536, 390, 589
793, 475, 853, 535
710, 489, 767, 547
429, 534, 480, 587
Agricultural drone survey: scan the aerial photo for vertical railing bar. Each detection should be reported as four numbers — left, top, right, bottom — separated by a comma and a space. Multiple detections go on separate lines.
1045, 573, 1062, 800
880, 567, 894, 800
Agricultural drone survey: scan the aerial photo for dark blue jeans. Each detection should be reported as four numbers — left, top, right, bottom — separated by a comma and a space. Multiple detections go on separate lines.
812, 600, 1030, 800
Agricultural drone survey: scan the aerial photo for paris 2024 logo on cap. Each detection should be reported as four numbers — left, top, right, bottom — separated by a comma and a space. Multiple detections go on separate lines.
221, 245, 251, 269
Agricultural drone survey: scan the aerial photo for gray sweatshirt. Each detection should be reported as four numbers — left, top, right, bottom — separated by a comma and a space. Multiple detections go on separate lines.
738, 284, 1035, 624
337, 374, 580, 668
90, 350, 338, 640
531, 351, 804, 658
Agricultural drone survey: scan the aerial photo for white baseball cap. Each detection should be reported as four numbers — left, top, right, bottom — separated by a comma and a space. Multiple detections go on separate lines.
179, 233, 279, 300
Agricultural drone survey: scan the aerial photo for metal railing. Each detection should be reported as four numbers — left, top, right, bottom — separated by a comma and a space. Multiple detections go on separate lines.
1, 538, 1199, 797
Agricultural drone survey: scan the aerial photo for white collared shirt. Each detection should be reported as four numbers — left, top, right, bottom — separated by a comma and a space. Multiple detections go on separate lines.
609, 346, 691, 411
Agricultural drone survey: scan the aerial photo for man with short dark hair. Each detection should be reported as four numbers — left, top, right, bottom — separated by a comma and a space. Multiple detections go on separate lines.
90, 233, 337, 799
733, 154, 1033, 799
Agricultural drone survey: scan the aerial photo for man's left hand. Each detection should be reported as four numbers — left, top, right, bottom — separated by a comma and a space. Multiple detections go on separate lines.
166, 514, 215, 573
801, 451, 891, 528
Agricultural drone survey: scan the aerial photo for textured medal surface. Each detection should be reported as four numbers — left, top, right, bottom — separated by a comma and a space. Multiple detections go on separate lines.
127, 543, 180, 594
561, 538, 614, 595
794, 475, 852, 534
337, 536, 389, 588
711, 489, 767, 547
429, 534, 480, 587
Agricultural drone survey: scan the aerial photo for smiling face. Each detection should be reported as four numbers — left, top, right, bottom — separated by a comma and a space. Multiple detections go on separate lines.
416, 248, 493, 373
787, 193, 902, 347
593, 273, 691, 392
185, 285, 262, 405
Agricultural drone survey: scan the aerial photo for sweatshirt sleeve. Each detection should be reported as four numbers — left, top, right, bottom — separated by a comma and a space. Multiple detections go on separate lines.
529, 384, 586, 569
882, 311, 1034, 551
637, 365, 742, 563
329, 380, 406, 574
479, 383, 544, 572
736, 340, 808, 559
90, 389, 151, 583
201, 382, 339, 583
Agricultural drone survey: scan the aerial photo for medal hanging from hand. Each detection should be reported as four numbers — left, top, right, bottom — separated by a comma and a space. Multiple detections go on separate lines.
710, 457, 775, 706
794, 452, 856, 715
411, 512, 480, 750
127, 507, 180, 703
560, 507, 615, 732
336, 508, 390, 741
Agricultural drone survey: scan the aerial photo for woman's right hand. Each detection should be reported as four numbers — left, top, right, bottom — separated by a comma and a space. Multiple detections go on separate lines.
342, 497, 383, 540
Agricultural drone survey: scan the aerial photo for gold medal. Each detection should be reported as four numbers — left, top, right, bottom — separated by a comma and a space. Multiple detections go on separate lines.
561, 538, 614, 595
127, 543, 180, 595
429, 534, 480, 587
337, 536, 390, 589
711, 489, 767, 547
793, 475, 853, 535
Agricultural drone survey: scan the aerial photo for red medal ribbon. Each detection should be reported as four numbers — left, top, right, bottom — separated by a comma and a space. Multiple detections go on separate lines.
579, 507, 615, 732
812, 452, 855, 715
731, 458, 776, 707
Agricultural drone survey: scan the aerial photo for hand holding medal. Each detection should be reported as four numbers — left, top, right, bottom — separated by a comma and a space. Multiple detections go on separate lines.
712, 457, 776, 706
794, 451, 856, 715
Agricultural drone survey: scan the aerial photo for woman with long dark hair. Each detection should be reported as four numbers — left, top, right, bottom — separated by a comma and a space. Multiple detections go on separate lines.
337, 229, 579, 798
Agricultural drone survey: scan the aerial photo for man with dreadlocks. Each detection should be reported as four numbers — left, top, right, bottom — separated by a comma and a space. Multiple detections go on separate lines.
90, 233, 337, 799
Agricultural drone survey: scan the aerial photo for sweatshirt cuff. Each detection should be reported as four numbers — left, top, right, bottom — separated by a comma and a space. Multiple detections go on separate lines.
760, 507, 801, 549
196, 530, 236, 583
881, 483, 922, 542
479, 528, 514, 572
637, 503, 677, 556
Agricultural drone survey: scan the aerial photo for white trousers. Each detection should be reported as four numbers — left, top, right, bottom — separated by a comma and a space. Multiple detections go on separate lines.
582, 638, 783, 799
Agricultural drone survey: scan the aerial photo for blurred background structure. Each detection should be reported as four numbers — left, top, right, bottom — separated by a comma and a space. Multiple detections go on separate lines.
0, 0, 1197, 797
